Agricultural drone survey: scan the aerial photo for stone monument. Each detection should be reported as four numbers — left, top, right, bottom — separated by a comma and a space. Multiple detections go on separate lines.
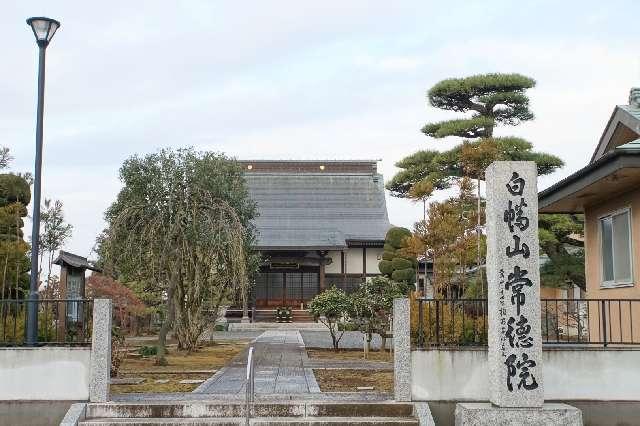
455, 161, 582, 425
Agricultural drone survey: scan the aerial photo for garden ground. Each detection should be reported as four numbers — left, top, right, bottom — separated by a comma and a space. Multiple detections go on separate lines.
112, 338, 250, 393
111, 328, 393, 397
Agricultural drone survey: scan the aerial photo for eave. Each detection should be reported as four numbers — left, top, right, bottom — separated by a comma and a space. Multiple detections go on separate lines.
539, 150, 640, 213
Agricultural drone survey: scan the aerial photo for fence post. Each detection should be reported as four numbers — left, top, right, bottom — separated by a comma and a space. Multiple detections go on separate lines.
89, 299, 112, 402
601, 300, 608, 348
417, 298, 425, 349
393, 297, 411, 402
435, 299, 441, 346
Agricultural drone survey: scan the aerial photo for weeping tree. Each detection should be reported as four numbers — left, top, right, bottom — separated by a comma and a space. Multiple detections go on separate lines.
99, 149, 258, 362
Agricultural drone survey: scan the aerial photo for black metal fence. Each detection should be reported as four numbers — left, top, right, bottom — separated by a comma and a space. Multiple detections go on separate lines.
414, 298, 640, 349
0, 299, 93, 346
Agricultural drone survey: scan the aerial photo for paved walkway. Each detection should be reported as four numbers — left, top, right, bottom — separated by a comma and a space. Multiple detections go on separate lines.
194, 330, 320, 395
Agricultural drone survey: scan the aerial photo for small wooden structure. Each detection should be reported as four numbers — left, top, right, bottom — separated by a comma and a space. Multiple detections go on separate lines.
53, 251, 100, 335
54, 251, 100, 300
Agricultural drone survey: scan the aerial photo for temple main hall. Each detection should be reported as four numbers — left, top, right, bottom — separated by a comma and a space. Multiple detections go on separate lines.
240, 160, 391, 308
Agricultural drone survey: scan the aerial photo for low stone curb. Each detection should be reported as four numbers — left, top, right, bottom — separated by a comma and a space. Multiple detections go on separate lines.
59, 402, 86, 426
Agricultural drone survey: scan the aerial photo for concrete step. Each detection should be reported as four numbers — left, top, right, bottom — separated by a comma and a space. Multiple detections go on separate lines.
80, 417, 419, 425
228, 322, 325, 330
85, 402, 414, 419
252, 310, 316, 323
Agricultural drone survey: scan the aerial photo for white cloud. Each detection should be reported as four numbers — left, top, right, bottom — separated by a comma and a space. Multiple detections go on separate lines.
3, 0, 639, 256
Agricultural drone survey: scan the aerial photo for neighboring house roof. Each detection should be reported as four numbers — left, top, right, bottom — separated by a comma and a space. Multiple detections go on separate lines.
241, 160, 391, 250
590, 97, 640, 163
53, 250, 101, 272
540, 89, 640, 213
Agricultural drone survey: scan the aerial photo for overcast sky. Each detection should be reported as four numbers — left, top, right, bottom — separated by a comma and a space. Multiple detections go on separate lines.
2, 1, 639, 258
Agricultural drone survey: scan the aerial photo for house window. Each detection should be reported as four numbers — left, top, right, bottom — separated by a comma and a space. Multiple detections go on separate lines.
600, 208, 633, 287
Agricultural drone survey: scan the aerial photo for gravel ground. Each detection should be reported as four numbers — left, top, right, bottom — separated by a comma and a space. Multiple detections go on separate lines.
300, 330, 384, 350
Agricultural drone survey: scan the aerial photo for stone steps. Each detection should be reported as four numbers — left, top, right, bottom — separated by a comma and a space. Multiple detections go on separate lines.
252, 310, 316, 323
80, 417, 418, 425
76, 401, 418, 426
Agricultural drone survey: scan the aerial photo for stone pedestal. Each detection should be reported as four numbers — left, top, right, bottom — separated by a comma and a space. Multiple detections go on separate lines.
455, 403, 582, 426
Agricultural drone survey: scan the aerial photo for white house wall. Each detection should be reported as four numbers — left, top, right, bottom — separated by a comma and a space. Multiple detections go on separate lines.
325, 251, 342, 273
345, 248, 363, 273
325, 248, 383, 275
366, 248, 383, 274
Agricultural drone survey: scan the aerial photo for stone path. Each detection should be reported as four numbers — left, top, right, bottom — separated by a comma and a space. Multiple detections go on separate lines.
194, 330, 320, 395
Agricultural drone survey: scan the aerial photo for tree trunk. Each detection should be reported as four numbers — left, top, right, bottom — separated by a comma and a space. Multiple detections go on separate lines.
156, 279, 176, 366
1, 255, 8, 300
477, 177, 482, 298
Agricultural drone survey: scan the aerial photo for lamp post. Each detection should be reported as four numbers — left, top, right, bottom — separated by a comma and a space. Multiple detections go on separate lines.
25, 17, 60, 345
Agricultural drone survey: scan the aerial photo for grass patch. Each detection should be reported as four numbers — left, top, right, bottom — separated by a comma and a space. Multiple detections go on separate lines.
313, 369, 393, 393
306, 348, 393, 362
111, 341, 248, 394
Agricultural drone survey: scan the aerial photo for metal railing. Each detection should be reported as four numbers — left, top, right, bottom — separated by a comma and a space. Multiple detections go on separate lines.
245, 346, 255, 426
0, 299, 93, 346
414, 298, 640, 349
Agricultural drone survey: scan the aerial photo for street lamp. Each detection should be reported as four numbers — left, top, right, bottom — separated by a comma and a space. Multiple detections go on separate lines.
25, 17, 60, 345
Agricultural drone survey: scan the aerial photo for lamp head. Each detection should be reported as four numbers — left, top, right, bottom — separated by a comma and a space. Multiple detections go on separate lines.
26, 17, 60, 47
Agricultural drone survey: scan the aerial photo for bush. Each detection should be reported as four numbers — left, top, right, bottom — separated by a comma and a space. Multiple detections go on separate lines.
111, 326, 126, 377
309, 287, 352, 350
0, 174, 31, 205
382, 251, 394, 261
378, 227, 417, 284
138, 345, 158, 357
392, 268, 416, 284
386, 227, 411, 248
378, 260, 394, 275
409, 293, 487, 346
391, 258, 412, 270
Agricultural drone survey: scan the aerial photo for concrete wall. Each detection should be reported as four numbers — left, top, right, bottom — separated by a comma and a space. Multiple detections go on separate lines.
0, 347, 91, 400
412, 348, 640, 401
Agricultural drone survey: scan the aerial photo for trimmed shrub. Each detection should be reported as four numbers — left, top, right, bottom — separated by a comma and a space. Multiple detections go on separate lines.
378, 260, 394, 275
382, 251, 394, 261
391, 258, 412, 271
386, 227, 411, 247
378, 226, 417, 284
392, 268, 416, 283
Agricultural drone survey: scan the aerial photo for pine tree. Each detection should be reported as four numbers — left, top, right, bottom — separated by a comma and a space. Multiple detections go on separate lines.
387, 73, 564, 298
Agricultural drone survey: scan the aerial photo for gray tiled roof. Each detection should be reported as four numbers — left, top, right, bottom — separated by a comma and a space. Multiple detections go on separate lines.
619, 104, 640, 120
245, 172, 391, 249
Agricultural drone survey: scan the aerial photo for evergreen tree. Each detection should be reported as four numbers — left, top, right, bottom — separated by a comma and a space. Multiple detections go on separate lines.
0, 150, 31, 300
539, 214, 585, 289
378, 227, 417, 285
422, 73, 536, 139
387, 73, 564, 297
